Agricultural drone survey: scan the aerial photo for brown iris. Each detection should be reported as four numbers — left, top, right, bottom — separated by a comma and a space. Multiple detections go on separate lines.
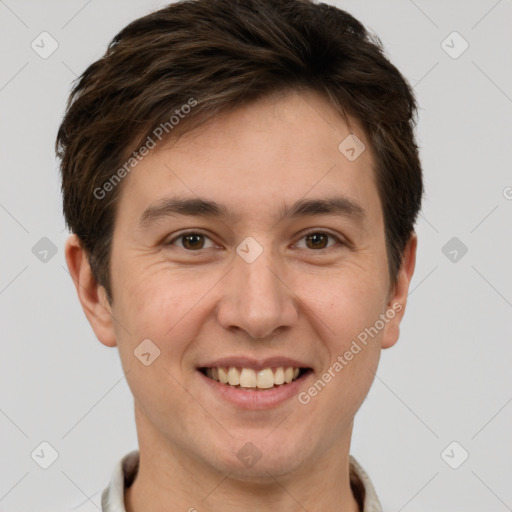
181, 233, 205, 250
305, 233, 329, 249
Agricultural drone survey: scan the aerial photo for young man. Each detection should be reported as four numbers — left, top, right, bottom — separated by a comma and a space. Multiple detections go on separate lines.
57, 0, 422, 510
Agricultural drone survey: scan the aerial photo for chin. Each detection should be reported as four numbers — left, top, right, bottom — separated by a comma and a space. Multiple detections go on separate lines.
209, 433, 311, 481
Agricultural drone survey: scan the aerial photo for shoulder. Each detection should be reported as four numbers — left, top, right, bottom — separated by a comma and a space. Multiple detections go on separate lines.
349, 455, 383, 512
65, 451, 140, 512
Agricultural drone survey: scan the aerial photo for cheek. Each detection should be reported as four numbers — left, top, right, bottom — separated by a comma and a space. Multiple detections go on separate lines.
306, 268, 388, 348
112, 256, 189, 331
312, 266, 390, 404
299, 279, 384, 428
109, 271, 201, 427
298, 267, 386, 397
110, 265, 221, 373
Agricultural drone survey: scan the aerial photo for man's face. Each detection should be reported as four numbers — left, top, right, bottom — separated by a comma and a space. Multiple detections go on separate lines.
99, 90, 408, 479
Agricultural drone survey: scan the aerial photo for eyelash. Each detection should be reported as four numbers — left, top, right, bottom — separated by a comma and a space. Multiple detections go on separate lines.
166, 230, 344, 252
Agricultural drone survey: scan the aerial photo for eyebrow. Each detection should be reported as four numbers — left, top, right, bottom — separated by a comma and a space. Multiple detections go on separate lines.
138, 195, 366, 228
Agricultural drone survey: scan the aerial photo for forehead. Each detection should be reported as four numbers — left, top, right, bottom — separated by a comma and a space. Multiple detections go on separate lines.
115, 89, 381, 228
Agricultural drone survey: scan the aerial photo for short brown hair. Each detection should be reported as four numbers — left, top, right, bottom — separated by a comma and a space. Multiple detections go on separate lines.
56, 0, 423, 303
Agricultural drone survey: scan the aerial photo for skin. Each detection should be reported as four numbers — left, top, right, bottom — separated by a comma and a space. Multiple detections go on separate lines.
66, 89, 417, 512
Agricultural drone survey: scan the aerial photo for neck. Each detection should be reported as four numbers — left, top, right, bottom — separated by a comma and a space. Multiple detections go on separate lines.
125, 407, 360, 512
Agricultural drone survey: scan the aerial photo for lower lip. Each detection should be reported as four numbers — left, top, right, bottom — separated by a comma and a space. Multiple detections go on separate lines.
197, 370, 312, 410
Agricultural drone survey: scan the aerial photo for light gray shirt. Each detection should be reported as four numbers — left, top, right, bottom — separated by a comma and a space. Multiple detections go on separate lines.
73, 450, 383, 511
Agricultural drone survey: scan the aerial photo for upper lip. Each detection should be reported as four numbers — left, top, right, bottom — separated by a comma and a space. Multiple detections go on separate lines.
197, 356, 311, 372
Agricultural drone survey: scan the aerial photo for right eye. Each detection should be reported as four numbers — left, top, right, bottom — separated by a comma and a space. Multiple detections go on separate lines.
166, 231, 217, 251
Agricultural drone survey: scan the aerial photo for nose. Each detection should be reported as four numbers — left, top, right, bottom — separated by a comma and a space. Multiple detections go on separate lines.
216, 243, 298, 340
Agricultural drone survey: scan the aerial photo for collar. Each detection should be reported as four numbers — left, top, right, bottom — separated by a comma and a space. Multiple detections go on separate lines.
100, 450, 383, 512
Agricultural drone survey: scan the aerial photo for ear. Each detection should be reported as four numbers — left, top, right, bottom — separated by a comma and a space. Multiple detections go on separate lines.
64, 234, 117, 347
381, 233, 417, 349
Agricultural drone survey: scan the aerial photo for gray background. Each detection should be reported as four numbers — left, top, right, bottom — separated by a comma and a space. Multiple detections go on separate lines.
1, 0, 511, 510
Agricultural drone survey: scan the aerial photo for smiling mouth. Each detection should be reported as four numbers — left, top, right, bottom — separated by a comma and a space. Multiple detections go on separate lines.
199, 366, 312, 390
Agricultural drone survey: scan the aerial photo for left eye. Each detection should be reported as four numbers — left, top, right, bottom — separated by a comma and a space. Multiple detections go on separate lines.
295, 231, 341, 250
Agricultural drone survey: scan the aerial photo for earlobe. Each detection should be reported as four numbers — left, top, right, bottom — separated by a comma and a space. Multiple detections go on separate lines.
381, 234, 418, 349
64, 234, 117, 347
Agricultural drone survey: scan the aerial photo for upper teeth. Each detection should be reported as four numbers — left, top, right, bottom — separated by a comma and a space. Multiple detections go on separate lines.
205, 367, 301, 389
